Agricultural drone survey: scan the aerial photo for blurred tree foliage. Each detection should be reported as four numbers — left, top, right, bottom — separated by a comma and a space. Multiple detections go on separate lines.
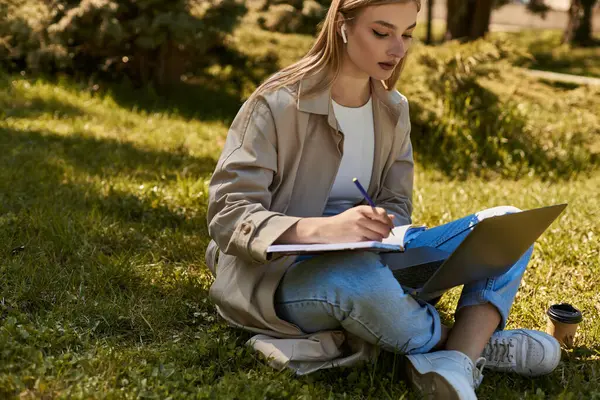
257, 0, 328, 34
0, 0, 247, 86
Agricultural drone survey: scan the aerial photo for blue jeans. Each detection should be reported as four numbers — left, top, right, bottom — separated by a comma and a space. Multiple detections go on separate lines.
274, 206, 532, 355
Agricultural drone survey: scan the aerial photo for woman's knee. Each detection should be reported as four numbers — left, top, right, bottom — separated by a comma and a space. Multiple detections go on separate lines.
315, 256, 411, 321
475, 205, 521, 221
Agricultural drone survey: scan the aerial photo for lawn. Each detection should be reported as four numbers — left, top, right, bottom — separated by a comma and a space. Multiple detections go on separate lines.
1, 21, 599, 400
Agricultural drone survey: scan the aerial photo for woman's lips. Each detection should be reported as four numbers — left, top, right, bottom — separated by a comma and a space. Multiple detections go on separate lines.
378, 62, 395, 71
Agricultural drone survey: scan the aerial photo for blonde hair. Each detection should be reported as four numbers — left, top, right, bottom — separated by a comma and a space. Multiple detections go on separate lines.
254, 0, 421, 99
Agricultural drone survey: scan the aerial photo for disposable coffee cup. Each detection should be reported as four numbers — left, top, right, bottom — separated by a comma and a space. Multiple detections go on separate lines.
546, 303, 582, 348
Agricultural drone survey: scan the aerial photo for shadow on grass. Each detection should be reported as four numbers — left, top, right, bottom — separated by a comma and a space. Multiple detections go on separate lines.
104, 77, 243, 124
103, 47, 279, 124
537, 78, 582, 90
0, 126, 215, 228
0, 124, 216, 341
570, 344, 600, 362
528, 43, 600, 79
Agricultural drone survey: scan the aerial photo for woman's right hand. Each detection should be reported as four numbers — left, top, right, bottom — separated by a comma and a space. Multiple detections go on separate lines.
275, 206, 395, 245
318, 205, 395, 243
276, 206, 396, 245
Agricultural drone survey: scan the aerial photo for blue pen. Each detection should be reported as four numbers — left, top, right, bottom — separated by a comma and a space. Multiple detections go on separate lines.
352, 177, 395, 236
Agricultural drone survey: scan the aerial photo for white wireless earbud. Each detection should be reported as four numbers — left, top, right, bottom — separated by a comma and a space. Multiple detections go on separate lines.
341, 24, 348, 44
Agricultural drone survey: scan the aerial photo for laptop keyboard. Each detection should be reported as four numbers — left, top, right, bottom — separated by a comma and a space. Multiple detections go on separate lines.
392, 260, 445, 289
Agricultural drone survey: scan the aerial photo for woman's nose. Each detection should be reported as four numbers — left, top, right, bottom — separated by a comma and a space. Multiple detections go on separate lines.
387, 38, 406, 59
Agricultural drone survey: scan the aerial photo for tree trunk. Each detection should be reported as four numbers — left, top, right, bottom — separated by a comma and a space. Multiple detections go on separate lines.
563, 0, 597, 46
469, 0, 493, 39
426, 0, 434, 44
445, 0, 469, 40
445, 0, 494, 41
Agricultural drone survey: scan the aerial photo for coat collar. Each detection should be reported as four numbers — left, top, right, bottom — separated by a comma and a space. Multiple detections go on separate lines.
296, 69, 403, 125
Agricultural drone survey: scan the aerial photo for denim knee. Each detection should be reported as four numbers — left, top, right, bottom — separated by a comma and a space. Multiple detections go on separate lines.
333, 263, 441, 354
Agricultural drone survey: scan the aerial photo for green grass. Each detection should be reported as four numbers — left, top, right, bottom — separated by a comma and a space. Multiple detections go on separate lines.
1, 25, 600, 399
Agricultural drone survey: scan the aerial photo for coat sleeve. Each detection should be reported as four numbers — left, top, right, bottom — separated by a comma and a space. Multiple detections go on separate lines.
207, 96, 301, 264
376, 98, 414, 226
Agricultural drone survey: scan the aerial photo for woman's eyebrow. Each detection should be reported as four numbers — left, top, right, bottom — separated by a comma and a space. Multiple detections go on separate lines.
374, 20, 417, 31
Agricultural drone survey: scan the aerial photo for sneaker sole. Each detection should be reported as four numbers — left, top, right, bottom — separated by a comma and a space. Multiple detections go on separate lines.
405, 358, 471, 400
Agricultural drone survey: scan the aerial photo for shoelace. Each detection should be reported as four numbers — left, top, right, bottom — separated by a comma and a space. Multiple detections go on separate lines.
471, 357, 487, 388
483, 338, 516, 364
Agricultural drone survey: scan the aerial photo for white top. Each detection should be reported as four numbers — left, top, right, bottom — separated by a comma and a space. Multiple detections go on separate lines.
323, 97, 375, 216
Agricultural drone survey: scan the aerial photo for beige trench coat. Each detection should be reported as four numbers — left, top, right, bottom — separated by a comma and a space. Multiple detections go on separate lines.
205, 71, 414, 374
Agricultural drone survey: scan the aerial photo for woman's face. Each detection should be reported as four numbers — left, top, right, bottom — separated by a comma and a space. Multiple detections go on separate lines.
342, 2, 418, 80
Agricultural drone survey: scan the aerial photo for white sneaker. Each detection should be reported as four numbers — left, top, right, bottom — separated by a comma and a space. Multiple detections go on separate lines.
405, 350, 486, 400
482, 329, 561, 377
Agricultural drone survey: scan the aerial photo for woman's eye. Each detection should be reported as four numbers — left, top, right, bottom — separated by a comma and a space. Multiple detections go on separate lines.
402, 34, 414, 39
372, 29, 388, 38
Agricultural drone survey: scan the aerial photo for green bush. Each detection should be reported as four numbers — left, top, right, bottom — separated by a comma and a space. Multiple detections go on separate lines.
401, 38, 596, 179
0, 0, 247, 86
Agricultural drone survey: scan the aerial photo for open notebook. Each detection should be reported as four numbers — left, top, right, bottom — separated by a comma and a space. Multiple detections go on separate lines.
267, 224, 426, 256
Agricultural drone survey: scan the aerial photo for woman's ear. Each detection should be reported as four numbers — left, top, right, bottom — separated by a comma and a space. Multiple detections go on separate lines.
336, 12, 347, 43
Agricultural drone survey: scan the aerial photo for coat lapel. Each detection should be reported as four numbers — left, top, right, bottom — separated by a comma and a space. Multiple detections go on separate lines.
367, 80, 402, 198
368, 97, 384, 197
297, 73, 403, 198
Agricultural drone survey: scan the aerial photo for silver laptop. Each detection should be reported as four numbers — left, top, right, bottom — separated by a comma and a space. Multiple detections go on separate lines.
381, 204, 567, 301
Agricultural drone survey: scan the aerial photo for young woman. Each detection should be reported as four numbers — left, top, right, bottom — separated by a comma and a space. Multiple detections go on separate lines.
205, 0, 561, 398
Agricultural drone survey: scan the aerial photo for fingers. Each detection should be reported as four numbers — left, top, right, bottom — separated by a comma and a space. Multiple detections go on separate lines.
376, 208, 395, 228
351, 206, 395, 240
359, 206, 395, 229
388, 214, 395, 225
356, 225, 385, 241
356, 215, 392, 240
